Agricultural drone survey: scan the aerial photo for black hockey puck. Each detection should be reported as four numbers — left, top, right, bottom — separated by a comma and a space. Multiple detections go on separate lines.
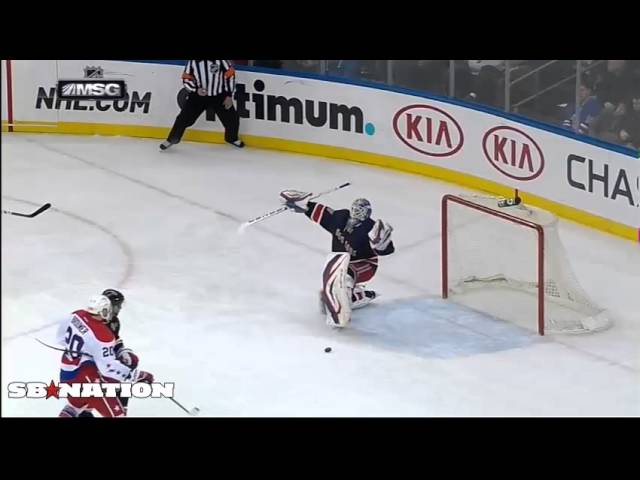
324, 347, 332, 353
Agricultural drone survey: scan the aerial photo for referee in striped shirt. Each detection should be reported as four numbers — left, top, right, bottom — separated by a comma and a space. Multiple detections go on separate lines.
161, 60, 244, 150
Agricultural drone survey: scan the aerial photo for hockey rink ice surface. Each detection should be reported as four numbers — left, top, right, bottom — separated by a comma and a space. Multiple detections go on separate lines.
2, 133, 639, 417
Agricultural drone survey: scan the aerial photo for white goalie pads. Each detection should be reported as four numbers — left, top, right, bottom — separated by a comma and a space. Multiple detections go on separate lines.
321, 252, 352, 328
369, 219, 393, 250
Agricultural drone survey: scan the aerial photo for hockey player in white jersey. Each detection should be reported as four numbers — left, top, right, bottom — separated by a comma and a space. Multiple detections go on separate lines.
56, 294, 154, 418
76, 288, 138, 417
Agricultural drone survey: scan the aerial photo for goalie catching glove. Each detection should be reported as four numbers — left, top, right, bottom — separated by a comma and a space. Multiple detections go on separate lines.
369, 219, 393, 251
280, 189, 311, 213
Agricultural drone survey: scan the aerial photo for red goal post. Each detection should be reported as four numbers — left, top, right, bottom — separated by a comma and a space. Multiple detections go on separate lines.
440, 193, 612, 336
441, 194, 547, 335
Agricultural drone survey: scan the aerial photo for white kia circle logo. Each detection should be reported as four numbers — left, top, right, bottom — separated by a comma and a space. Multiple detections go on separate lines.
393, 104, 464, 157
482, 126, 545, 181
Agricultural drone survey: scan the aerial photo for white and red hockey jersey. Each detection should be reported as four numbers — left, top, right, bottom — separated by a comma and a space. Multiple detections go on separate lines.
56, 309, 135, 383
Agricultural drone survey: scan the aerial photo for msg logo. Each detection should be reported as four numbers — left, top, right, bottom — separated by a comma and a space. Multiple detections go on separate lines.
57, 80, 127, 100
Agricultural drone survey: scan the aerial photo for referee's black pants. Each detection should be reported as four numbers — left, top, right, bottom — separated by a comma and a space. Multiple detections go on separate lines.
167, 93, 240, 144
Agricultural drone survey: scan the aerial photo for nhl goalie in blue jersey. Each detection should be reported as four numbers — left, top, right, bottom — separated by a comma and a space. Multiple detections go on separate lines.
281, 189, 395, 327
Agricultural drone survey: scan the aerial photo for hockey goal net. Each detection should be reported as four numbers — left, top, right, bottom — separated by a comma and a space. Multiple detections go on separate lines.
441, 194, 612, 335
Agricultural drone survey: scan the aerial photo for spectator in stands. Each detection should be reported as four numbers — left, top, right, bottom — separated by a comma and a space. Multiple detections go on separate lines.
595, 60, 635, 112
590, 100, 627, 144
467, 60, 505, 75
450, 60, 474, 99
393, 60, 448, 95
561, 79, 602, 135
466, 61, 503, 107
618, 94, 640, 149
466, 60, 535, 109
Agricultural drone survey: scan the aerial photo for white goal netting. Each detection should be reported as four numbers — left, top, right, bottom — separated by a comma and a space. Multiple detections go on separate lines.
444, 194, 612, 334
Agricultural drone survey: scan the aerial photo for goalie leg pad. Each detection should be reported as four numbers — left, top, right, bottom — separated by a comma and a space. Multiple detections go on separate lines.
321, 253, 352, 327
318, 290, 327, 315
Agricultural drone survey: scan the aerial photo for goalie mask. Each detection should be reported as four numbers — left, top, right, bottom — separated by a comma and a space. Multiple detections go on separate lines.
350, 198, 372, 223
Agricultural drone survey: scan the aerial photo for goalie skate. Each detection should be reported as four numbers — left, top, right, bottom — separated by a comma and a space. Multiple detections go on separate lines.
351, 285, 377, 309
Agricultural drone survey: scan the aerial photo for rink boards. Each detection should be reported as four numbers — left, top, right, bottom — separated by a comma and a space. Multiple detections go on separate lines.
1, 59, 638, 241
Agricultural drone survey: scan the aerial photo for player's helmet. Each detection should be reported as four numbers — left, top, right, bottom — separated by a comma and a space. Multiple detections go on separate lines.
102, 289, 124, 316
86, 295, 113, 321
350, 198, 372, 222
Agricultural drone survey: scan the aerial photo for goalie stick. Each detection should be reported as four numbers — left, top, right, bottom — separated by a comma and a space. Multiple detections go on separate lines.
35, 338, 200, 416
239, 182, 351, 231
2, 203, 51, 218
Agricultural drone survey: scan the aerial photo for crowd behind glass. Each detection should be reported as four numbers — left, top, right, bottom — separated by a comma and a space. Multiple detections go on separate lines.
235, 60, 640, 152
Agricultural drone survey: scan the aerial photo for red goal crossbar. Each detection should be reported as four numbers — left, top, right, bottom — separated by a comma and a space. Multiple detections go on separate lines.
441, 194, 547, 335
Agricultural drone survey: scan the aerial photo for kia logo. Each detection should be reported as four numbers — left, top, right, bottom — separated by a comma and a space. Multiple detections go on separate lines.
393, 104, 464, 157
482, 126, 545, 181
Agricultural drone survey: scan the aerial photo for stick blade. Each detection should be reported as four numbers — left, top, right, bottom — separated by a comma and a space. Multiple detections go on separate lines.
32, 203, 52, 217
237, 222, 249, 235
2, 203, 52, 218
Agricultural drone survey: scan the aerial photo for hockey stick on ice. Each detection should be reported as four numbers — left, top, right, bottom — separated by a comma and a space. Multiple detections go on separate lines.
2, 203, 51, 218
169, 397, 200, 416
35, 338, 201, 416
239, 182, 351, 232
